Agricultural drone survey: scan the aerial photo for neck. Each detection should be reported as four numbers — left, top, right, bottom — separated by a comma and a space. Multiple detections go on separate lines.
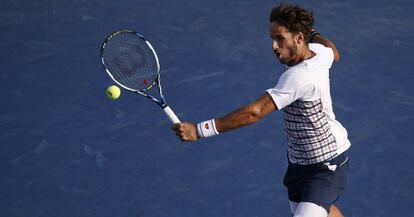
287, 45, 315, 66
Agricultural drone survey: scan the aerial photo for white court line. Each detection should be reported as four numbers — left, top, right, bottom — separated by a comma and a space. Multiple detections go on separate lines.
176, 70, 225, 84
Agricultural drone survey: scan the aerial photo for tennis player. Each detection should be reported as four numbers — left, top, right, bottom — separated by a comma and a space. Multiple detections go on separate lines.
173, 3, 350, 217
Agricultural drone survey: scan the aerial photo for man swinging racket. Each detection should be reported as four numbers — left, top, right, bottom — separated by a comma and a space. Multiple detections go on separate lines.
173, 3, 351, 217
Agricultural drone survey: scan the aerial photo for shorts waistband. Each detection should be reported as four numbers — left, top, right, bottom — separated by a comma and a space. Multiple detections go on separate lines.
288, 152, 348, 169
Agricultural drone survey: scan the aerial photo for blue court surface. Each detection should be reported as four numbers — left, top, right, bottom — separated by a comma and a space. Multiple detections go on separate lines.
1, 0, 413, 216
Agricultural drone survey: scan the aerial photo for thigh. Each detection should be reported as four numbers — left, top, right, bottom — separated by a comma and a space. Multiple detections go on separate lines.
293, 202, 328, 217
302, 160, 350, 212
283, 164, 305, 203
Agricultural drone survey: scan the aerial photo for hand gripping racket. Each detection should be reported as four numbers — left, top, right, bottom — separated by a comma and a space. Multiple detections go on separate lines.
100, 30, 180, 124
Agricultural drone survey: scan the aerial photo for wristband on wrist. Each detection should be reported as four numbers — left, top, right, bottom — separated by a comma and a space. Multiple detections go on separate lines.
309, 30, 320, 43
196, 119, 219, 138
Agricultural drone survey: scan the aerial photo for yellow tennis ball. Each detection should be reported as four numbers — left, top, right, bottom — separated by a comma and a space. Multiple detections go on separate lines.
106, 85, 121, 100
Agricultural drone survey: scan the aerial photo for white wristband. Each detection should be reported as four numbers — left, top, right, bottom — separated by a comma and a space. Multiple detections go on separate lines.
196, 119, 219, 138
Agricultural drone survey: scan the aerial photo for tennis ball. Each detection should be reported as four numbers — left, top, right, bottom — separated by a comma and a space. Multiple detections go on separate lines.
106, 85, 121, 100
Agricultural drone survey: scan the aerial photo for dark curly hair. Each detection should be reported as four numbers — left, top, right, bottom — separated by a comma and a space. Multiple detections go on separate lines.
269, 3, 314, 42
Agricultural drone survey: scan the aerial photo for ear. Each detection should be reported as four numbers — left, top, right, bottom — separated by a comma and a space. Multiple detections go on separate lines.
295, 32, 305, 46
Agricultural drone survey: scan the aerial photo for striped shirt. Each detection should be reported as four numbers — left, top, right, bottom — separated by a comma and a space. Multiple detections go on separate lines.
283, 99, 337, 165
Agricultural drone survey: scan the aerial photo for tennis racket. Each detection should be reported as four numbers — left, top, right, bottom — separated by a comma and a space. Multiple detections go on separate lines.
100, 30, 180, 124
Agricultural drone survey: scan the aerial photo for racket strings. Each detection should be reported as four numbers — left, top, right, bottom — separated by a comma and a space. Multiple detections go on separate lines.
107, 35, 155, 89
102, 32, 158, 91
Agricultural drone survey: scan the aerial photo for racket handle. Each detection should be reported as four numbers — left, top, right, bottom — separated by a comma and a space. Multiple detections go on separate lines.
163, 106, 181, 124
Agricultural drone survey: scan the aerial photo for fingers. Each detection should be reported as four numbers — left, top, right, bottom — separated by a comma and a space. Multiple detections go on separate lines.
171, 123, 186, 141
171, 122, 198, 142
174, 124, 190, 141
171, 123, 180, 130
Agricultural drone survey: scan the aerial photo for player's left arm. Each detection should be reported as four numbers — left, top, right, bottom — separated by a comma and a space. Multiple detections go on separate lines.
172, 93, 277, 141
310, 31, 340, 63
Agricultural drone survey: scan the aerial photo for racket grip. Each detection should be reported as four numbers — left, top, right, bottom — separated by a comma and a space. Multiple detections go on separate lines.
163, 106, 181, 124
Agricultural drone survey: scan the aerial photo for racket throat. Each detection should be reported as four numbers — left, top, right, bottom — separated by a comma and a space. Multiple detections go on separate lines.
163, 106, 181, 124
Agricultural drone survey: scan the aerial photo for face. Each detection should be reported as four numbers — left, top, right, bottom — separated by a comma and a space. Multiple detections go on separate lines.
269, 21, 299, 66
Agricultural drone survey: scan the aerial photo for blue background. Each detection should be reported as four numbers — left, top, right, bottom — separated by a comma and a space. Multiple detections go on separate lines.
1, 0, 413, 216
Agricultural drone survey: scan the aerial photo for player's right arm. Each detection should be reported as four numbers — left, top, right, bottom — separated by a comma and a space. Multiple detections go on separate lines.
215, 93, 277, 133
172, 93, 277, 142
310, 33, 340, 63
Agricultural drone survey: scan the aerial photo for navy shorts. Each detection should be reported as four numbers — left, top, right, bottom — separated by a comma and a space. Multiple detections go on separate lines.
283, 152, 350, 212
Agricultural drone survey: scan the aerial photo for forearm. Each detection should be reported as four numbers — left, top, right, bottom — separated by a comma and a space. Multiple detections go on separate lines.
310, 32, 340, 63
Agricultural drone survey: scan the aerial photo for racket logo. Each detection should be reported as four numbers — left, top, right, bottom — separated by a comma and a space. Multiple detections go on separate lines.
112, 45, 146, 76
132, 45, 147, 68
204, 123, 210, 129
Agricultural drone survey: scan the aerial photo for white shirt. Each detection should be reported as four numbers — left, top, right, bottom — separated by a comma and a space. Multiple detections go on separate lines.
267, 43, 351, 163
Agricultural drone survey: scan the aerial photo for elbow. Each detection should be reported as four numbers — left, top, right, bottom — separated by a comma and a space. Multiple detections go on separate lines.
333, 51, 340, 63
330, 43, 340, 63
324, 40, 340, 63
247, 95, 277, 123
249, 106, 264, 123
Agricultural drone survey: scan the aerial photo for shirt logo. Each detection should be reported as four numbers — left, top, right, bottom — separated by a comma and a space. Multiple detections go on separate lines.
204, 123, 210, 129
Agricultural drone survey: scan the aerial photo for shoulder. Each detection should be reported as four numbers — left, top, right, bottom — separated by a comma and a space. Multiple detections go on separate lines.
309, 43, 333, 55
309, 43, 334, 67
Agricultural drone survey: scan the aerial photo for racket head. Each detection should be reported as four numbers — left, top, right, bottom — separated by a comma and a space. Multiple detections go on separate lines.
100, 30, 160, 92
